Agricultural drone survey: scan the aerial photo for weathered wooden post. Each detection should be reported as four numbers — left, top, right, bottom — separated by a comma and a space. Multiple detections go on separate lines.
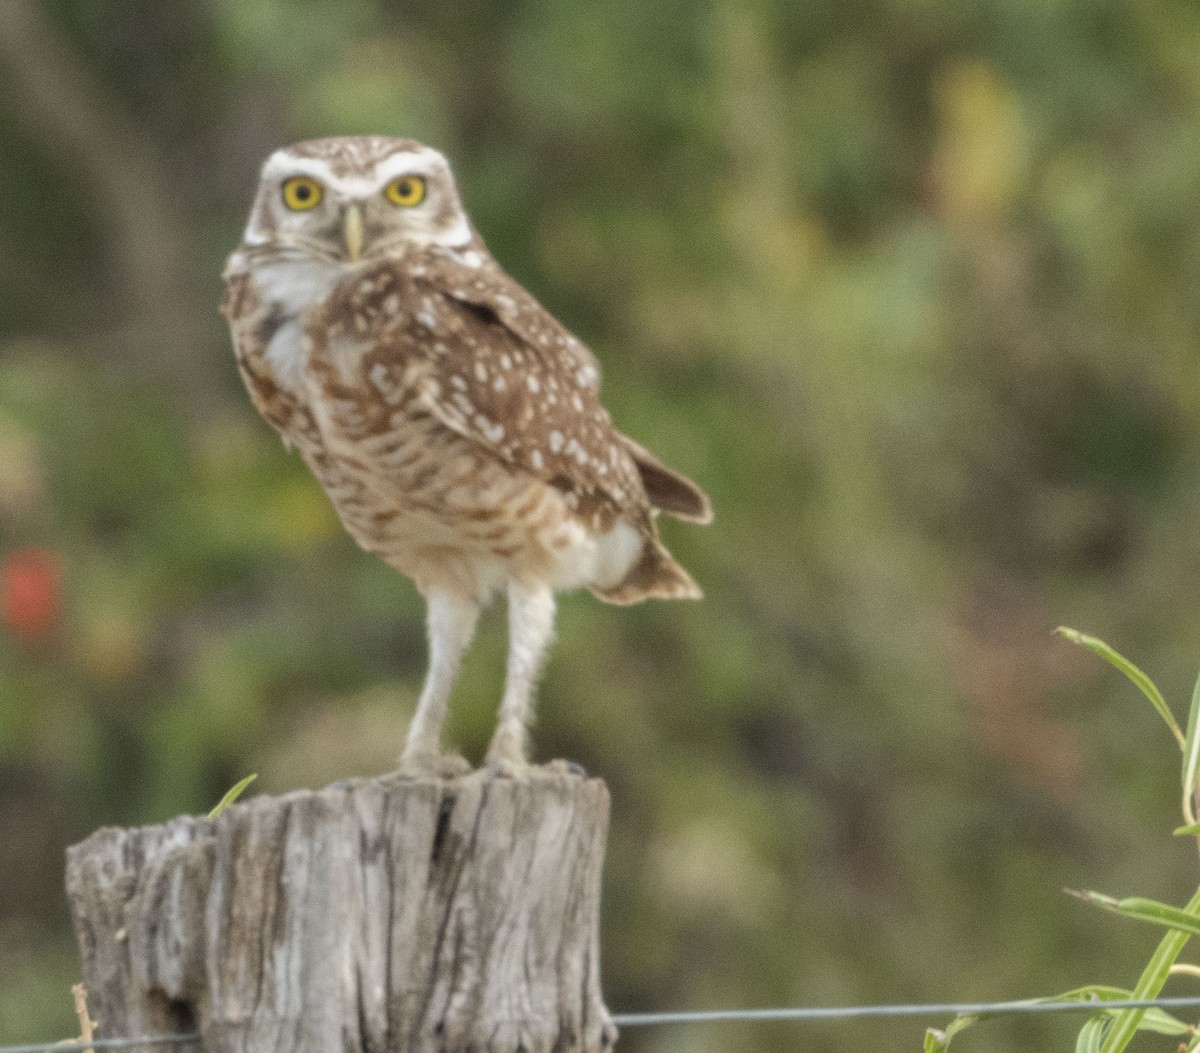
65, 767, 617, 1053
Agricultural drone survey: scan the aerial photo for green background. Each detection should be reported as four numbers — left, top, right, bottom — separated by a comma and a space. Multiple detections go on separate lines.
3, 0, 1200, 1049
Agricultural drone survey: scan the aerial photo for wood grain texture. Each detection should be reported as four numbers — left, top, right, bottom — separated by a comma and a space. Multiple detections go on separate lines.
66, 768, 616, 1053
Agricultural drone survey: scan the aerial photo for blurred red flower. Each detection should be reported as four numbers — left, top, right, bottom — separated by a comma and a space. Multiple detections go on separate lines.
2, 546, 61, 642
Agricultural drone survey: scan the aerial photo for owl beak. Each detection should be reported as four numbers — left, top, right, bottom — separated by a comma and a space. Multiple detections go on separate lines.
343, 203, 365, 262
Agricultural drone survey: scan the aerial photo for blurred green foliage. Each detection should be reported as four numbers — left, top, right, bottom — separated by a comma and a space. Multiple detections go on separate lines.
4, 0, 1200, 1050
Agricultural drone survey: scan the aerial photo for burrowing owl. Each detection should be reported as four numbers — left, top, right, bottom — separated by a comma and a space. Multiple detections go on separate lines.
221, 136, 711, 774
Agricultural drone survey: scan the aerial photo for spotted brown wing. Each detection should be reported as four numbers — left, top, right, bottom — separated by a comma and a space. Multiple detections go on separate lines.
334, 248, 652, 525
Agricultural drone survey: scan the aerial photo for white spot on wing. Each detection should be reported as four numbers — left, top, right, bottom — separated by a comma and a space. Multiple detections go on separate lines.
479, 419, 505, 443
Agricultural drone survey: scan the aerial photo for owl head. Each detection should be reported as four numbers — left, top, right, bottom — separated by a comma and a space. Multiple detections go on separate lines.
239, 136, 474, 264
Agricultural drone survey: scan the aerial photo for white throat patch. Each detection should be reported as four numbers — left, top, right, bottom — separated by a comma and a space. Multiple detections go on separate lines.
251, 258, 344, 388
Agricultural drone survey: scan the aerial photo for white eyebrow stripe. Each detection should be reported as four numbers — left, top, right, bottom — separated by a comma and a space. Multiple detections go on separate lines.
261, 161, 377, 198
260, 150, 449, 198
262, 154, 338, 182
372, 151, 445, 182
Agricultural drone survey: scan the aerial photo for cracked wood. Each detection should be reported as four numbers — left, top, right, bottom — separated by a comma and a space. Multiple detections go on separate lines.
65, 768, 616, 1053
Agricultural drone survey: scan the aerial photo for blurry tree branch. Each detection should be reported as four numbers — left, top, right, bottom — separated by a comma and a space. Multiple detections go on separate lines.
0, 0, 223, 412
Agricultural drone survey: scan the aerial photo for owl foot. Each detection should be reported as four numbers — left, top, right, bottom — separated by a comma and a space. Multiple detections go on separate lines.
484, 725, 529, 778
396, 750, 472, 779
484, 756, 533, 779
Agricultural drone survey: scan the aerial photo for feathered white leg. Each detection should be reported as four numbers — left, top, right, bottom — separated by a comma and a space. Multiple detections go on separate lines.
486, 580, 556, 771
400, 589, 480, 774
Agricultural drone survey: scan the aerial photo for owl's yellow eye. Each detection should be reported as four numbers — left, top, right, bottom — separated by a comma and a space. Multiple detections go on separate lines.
384, 175, 426, 207
282, 176, 324, 211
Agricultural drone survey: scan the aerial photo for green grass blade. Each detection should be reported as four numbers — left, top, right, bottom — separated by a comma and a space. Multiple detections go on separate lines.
1075, 889, 1200, 941
1099, 931, 1190, 1052
1056, 628, 1185, 749
1053, 984, 1137, 1001
924, 1014, 977, 1052
1182, 668, 1200, 824
1129, 1010, 1194, 1036
1174, 824, 1200, 837
1050, 985, 1191, 1035
1076, 1017, 1106, 1053
209, 773, 258, 819
1097, 885, 1200, 1053
921, 984, 1193, 1050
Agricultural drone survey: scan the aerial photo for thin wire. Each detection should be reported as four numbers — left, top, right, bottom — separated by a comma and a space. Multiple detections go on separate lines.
612, 995, 1200, 1026
8, 996, 1200, 1051
0, 1035, 199, 1053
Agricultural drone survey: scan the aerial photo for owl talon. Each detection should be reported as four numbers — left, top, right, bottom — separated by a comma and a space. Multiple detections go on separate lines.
484, 722, 529, 777
485, 757, 532, 780
436, 753, 473, 778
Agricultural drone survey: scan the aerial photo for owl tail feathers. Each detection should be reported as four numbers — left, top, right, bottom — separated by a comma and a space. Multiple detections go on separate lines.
620, 435, 713, 524
590, 539, 703, 606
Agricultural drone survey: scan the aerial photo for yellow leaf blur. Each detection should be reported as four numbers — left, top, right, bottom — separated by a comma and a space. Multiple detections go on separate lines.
931, 60, 1028, 223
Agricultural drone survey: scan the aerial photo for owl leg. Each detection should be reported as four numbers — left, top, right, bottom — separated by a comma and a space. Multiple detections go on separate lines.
400, 589, 480, 775
486, 580, 556, 771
